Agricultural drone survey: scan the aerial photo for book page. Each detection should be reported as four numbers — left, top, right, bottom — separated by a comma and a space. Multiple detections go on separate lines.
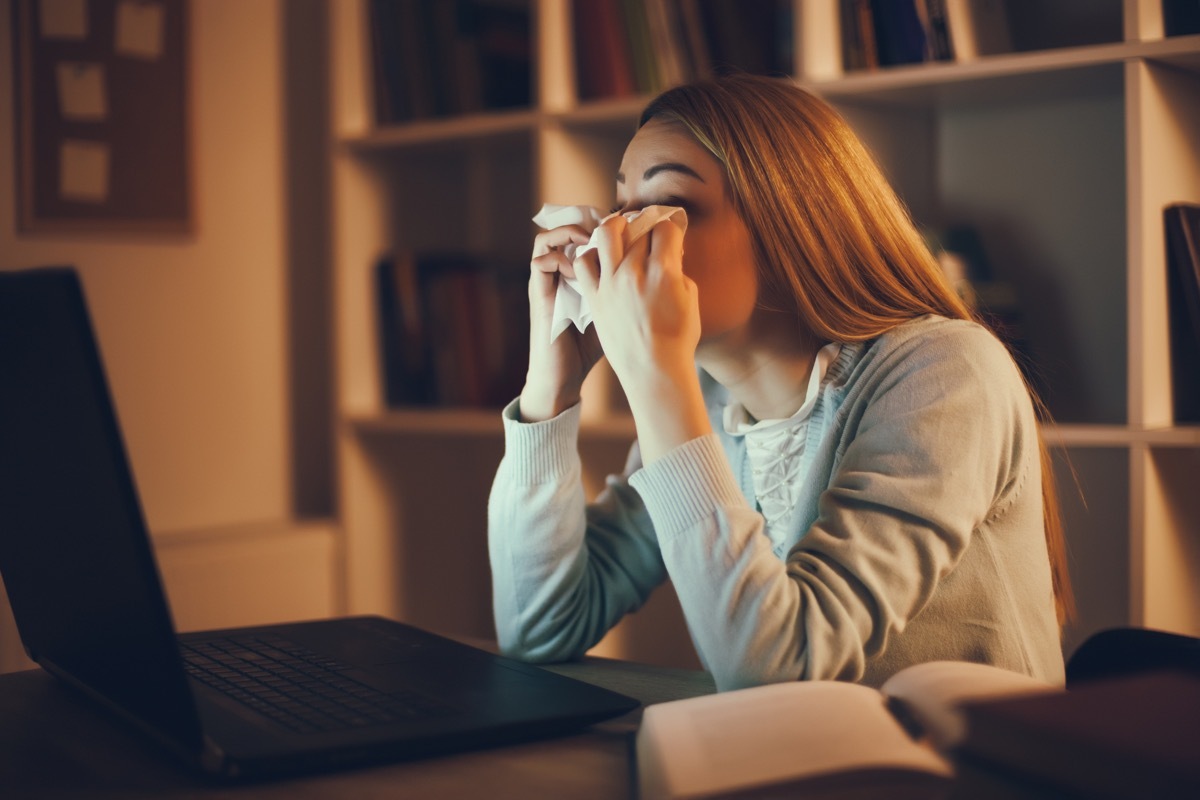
637, 681, 950, 800
881, 661, 1056, 750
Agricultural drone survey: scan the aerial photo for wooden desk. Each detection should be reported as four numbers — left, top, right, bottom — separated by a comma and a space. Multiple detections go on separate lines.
0, 658, 716, 799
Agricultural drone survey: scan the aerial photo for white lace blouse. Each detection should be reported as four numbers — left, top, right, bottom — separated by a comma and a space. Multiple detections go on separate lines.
722, 343, 843, 541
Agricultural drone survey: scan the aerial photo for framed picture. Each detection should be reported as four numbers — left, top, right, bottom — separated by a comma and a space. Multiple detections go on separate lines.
12, 0, 191, 234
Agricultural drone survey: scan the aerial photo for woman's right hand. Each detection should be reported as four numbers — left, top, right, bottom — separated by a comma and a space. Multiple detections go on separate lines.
519, 224, 605, 422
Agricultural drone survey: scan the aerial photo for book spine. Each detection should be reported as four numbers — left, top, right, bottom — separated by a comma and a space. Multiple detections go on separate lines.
923, 0, 955, 61
621, 0, 660, 93
870, 0, 929, 67
369, 0, 409, 123
1166, 204, 1200, 422
678, 0, 712, 80
574, 0, 636, 100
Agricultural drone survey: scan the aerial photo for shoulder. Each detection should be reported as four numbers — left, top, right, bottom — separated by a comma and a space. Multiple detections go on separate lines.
850, 315, 1026, 394
832, 316, 1037, 444
876, 314, 1012, 365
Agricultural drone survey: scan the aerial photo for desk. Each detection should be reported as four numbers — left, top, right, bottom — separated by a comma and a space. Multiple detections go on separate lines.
0, 658, 716, 799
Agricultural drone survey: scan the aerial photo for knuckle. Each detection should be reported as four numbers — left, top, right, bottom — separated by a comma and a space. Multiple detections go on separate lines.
530, 252, 562, 273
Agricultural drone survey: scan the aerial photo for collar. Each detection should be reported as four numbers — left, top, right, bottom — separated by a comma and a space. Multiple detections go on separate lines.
722, 342, 843, 435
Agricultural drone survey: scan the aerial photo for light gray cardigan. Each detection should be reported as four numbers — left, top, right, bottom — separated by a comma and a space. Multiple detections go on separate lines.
488, 315, 1065, 690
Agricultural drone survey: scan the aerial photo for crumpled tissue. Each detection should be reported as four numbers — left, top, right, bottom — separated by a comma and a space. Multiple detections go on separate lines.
531, 203, 688, 342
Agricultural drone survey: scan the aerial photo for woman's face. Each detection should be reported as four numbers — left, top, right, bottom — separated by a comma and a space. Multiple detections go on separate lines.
614, 118, 759, 344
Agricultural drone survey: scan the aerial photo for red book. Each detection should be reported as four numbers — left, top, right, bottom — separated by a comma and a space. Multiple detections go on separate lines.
574, 0, 636, 100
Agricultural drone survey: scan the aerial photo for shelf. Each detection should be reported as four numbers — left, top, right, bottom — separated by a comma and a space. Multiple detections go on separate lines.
347, 408, 503, 436
1139, 426, 1200, 447
1044, 424, 1200, 448
346, 415, 1199, 449
332, 37, 1200, 152
347, 408, 637, 440
329, 0, 1200, 645
556, 95, 651, 130
338, 108, 540, 152
812, 36, 1200, 108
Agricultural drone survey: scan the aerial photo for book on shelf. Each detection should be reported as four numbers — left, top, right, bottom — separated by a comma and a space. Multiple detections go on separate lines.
841, 0, 881, 72
572, 0, 791, 102
375, 253, 528, 409
1164, 0, 1200, 36
369, 0, 531, 124
871, 0, 930, 66
636, 659, 1053, 800
840, 0, 1008, 74
1166, 203, 1200, 423
573, 0, 636, 100
923, 225, 1035, 384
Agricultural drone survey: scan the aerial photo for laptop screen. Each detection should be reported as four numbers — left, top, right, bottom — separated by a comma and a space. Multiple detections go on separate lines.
0, 268, 201, 748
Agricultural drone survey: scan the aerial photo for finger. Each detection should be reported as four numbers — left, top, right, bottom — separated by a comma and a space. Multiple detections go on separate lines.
647, 218, 686, 274
572, 249, 600, 298
530, 250, 575, 276
620, 231, 651, 282
588, 214, 628, 283
532, 225, 592, 258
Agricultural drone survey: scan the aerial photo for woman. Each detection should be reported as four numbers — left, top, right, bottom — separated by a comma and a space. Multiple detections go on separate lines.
488, 74, 1070, 690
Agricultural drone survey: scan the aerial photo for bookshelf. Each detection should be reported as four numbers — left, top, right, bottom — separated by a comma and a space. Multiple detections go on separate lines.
328, 0, 1200, 667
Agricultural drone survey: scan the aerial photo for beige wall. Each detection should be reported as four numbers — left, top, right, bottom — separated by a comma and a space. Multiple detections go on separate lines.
0, 2, 341, 672
1, 0, 290, 534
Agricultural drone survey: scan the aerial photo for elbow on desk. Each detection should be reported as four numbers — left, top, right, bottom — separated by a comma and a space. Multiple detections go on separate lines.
495, 620, 594, 665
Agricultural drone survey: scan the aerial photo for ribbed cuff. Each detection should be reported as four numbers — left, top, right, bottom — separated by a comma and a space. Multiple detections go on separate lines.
629, 433, 748, 540
501, 398, 581, 484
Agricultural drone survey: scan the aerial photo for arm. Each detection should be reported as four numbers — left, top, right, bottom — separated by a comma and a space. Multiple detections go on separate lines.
488, 400, 667, 662
630, 326, 1034, 690
573, 215, 712, 465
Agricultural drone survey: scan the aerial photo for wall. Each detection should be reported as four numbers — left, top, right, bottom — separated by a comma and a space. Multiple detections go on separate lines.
1, 0, 289, 530
0, 0, 337, 672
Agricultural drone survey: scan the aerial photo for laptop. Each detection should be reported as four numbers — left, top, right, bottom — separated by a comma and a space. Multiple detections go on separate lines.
0, 267, 639, 779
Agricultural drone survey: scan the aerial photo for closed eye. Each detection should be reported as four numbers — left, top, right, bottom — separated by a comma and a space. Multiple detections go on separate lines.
609, 197, 688, 215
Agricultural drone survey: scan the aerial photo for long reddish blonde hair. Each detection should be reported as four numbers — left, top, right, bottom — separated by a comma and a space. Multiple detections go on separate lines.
641, 74, 1074, 625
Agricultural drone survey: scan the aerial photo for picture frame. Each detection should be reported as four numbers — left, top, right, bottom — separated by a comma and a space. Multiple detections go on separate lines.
12, 0, 191, 234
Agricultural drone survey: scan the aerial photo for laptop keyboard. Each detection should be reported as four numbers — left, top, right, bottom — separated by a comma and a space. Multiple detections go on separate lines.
181, 634, 454, 734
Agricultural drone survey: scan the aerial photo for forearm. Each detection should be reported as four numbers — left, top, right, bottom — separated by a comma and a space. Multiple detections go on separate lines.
488, 401, 664, 661
629, 435, 876, 690
629, 437, 808, 688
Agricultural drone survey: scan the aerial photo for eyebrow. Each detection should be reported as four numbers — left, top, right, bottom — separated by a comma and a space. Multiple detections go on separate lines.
616, 162, 706, 184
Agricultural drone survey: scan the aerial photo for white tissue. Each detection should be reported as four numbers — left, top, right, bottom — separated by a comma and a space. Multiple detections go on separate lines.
531, 203, 688, 342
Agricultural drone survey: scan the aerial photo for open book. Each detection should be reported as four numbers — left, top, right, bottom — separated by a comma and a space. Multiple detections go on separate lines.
636, 660, 1054, 800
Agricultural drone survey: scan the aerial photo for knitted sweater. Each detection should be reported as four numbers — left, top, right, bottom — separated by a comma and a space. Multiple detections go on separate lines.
488, 315, 1065, 690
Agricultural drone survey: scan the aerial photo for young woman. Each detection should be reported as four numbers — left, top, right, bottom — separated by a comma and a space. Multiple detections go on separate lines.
488, 74, 1070, 690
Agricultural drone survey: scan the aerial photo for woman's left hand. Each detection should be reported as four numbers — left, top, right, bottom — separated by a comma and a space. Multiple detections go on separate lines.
573, 214, 710, 463
573, 214, 699, 396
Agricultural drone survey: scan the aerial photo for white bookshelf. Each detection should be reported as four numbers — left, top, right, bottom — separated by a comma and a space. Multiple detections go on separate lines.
328, 0, 1200, 666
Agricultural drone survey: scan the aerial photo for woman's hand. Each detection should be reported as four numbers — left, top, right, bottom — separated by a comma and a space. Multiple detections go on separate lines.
519, 224, 605, 422
573, 214, 710, 463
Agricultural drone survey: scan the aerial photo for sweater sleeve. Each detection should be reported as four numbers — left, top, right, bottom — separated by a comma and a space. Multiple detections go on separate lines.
488, 399, 666, 662
630, 325, 1033, 690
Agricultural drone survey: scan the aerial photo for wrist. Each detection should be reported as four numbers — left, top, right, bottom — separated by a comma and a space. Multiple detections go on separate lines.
518, 377, 581, 423
623, 365, 710, 465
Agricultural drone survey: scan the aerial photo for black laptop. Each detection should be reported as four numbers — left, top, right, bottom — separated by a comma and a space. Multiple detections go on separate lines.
0, 267, 638, 779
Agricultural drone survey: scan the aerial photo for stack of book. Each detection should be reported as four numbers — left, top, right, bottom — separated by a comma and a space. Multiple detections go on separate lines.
369, 0, 532, 124
376, 253, 529, 409
573, 0, 793, 101
841, 0, 1012, 72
